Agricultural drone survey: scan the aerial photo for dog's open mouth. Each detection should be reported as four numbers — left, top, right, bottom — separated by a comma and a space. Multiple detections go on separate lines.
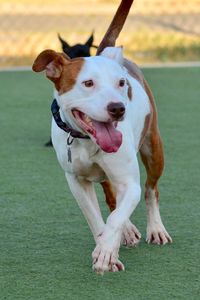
72, 110, 122, 153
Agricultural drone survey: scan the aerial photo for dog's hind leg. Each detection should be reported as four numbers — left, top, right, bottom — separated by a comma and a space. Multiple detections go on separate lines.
140, 130, 172, 245
101, 181, 116, 212
101, 181, 141, 247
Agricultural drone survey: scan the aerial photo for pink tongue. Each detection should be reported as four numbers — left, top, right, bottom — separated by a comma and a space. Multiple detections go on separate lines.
92, 120, 122, 153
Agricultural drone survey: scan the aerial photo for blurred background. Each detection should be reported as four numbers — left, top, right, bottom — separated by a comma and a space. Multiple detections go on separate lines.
0, 0, 200, 68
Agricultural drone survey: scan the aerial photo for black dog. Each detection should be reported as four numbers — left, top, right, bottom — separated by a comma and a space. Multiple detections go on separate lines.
58, 32, 97, 58
45, 32, 97, 147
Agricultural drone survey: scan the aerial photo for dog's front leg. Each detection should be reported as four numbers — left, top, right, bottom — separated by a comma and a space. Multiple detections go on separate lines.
65, 173, 105, 242
92, 157, 141, 273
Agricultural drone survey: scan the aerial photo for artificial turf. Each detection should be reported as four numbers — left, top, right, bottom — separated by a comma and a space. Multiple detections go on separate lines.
0, 66, 199, 299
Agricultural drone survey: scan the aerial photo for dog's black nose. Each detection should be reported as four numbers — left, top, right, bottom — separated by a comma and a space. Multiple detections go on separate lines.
107, 102, 125, 120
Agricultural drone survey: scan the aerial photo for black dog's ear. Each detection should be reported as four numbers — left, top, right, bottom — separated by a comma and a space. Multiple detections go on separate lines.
58, 33, 70, 52
85, 32, 94, 48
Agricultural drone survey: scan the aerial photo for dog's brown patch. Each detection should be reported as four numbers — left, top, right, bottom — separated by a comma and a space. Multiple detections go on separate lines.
138, 113, 151, 150
32, 49, 84, 94
126, 79, 132, 100
139, 78, 164, 195
101, 180, 116, 211
56, 58, 84, 94
123, 58, 144, 87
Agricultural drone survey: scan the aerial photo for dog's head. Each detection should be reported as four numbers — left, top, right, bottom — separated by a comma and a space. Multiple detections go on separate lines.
32, 47, 129, 153
58, 32, 96, 58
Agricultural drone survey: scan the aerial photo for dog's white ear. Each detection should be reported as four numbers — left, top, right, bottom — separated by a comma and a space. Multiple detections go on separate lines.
100, 46, 124, 65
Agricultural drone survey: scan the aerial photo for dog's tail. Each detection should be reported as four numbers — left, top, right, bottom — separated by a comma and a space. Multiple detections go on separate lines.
96, 0, 134, 55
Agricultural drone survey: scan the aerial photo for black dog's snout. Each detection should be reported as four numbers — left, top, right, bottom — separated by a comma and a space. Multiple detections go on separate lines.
107, 102, 125, 120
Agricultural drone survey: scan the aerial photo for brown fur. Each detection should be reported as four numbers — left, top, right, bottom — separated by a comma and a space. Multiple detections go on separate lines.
32, 50, 84, 95
140, 133, 164, 203
126, 79, 133, 100
123, 58, 144, 88
138, 113, 151, 150
96, 0, 134, 55
55, 58, 84, 94
100, 181, 116, 212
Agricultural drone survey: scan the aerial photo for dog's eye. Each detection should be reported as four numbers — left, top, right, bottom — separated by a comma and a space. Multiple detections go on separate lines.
119, 79, 125, 87
82, 80, 94, 88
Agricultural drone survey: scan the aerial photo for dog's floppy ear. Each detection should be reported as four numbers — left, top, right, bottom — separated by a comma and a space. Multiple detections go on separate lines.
100, 46, 124, 65
32, 49, 70, 81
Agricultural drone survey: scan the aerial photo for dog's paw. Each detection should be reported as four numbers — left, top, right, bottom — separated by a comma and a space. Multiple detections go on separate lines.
92, 245, 124, 274
92, 248, 124, 274
146, 225, 172, 245
109, 259, 125, 273
121, 220, 141, 247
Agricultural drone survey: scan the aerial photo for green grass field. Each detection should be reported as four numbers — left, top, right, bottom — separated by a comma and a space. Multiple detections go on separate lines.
0, 67, 200, 299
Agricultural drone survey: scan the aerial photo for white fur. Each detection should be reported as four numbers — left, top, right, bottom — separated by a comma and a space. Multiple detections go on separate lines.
100, 46, 124, 65
146, 188, 172, 245
51, 48, 151, 273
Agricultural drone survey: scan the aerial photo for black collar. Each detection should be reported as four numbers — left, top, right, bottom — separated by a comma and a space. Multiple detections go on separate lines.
51, 99, 90, 139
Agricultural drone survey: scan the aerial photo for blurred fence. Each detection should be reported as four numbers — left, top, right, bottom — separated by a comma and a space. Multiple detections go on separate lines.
0, 0, 200, 67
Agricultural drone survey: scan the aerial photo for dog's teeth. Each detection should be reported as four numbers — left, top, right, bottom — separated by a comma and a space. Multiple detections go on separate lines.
84, 116, 91, 123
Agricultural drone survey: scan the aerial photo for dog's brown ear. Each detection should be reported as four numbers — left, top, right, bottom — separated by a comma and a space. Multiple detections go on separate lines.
32, 49, 70, 81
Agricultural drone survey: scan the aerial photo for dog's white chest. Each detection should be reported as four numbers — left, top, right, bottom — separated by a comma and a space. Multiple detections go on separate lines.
52, 124, 106, 182
70, 147, 106, 182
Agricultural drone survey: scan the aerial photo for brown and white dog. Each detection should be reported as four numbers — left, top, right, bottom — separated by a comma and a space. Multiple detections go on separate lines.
32, 0, 172, 274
